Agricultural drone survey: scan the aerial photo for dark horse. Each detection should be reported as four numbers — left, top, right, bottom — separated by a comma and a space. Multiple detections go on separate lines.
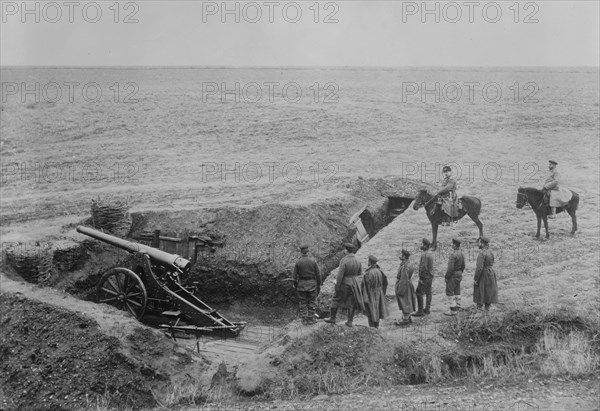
412, 189, 484, 250
516, 187, 579, 238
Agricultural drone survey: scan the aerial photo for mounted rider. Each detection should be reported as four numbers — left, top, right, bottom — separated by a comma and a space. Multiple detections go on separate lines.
433, 165, 460, 224
542, 160, 572, 219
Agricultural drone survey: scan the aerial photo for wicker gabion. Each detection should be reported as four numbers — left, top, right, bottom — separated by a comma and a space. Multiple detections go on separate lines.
90, 198, 132, 237
4, 243, 55, 284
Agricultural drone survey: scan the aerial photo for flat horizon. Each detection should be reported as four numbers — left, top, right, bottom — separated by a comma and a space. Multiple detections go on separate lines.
2, 65, 599, 70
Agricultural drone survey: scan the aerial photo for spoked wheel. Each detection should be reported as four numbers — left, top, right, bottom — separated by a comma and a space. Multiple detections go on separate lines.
97, 268, 147, 319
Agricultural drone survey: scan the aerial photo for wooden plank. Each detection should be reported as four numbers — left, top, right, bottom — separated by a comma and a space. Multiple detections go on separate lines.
133, 233, 181, 243
354, 219, 370, 243
180, 229, 189, 259
159, 236, 182, 243
349, 204, 369, 224
152, 230, 160, 248
161, 239, 178, 254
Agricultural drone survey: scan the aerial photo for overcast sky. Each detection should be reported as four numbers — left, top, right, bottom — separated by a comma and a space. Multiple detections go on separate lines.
1, 1, 599, 67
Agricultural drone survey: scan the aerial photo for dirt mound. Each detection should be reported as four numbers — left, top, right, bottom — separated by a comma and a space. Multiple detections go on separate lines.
259, 325, 397, 398
0, 293, 158, 410
188, 203, 357, 305
125, 199, 367, 306
0, 290, 212, 411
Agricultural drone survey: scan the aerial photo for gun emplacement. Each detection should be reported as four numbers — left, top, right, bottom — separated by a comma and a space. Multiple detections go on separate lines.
76, 225, 243, 336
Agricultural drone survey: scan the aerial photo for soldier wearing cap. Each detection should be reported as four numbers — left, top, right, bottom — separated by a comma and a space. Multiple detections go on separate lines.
542, 160, 572, 219
362, 255, 389, 328
414, 238, 435, 316
325, 242, 363, 326
444, 238, 465, 316
395, 249, 416, 326
473, 236, 498, 311
293, 244, 321, 325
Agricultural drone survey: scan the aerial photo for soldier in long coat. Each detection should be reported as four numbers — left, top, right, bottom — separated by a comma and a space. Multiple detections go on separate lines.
473, 236, 498, 310
293, 244, 321, 325
325, 243, 363, 327
395, 249, 416, 326
362, 255, 389, 328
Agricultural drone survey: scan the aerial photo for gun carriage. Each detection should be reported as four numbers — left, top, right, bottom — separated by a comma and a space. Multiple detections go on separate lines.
76, 226, 244, 338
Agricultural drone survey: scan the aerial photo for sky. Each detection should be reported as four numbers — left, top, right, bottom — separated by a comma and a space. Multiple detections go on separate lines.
1, 1, 599, 67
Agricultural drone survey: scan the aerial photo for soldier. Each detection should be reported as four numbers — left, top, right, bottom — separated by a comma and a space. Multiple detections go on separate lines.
325, 243, 363, 327
395, 249, 416, 327
293, 244, 321, 325
433, 165, 458, 224
473, 236, 498, 311
542, 160, 572, 219
363, 255, 389, 328
413, 238, 435, 317
444, 238, 465, 316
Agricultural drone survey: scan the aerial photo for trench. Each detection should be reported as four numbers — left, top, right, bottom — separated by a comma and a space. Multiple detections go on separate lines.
4, 194, 414, 332
3, 175, 424, 344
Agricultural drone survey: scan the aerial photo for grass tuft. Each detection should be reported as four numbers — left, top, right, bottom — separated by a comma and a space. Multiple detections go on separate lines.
536, 329, 600, 376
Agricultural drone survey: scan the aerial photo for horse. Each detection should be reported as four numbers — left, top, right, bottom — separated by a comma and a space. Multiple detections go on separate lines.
412, 189, 484, 250
516, 187, 579, 238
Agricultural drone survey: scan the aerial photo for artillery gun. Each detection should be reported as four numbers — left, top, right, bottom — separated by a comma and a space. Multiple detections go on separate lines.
77, 226, 244, 337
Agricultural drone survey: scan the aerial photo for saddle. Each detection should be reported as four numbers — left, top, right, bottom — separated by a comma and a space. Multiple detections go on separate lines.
543, 188, 571, 209
432, 195, 463, 224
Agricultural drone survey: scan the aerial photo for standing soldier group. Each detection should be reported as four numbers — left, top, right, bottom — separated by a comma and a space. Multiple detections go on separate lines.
293, 236, 498, 327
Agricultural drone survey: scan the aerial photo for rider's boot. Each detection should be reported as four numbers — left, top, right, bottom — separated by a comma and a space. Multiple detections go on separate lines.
549, 207, 556, 219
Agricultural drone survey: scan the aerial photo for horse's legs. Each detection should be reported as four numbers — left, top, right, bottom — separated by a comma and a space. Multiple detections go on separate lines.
535, 214, 541, 238
469, 214, 484, 240
542, 215, 550, 238
431, 223, 439, 251
569, 208, 578, 234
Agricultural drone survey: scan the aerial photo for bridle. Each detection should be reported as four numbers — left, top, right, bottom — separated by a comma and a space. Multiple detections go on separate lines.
424, 195, 437, 207
415, 193, 436, 209
517, 190, 542, 211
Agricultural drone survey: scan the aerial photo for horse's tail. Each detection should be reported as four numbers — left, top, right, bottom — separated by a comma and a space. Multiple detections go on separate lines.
461, 195, 482, 216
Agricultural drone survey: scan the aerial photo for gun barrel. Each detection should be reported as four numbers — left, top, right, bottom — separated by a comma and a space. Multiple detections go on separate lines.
76, 225, 191, 273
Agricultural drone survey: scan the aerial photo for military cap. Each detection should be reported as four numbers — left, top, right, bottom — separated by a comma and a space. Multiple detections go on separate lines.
368, 255, 378, 263
549, 160, 558, 165
299, 244, 310, 250
422, 238, 431, 246
442, 165, 452, 172
479, 236, 490, 244
343, 242, 356, 251
452, 238, 461, 246
401, 249, 411, 258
